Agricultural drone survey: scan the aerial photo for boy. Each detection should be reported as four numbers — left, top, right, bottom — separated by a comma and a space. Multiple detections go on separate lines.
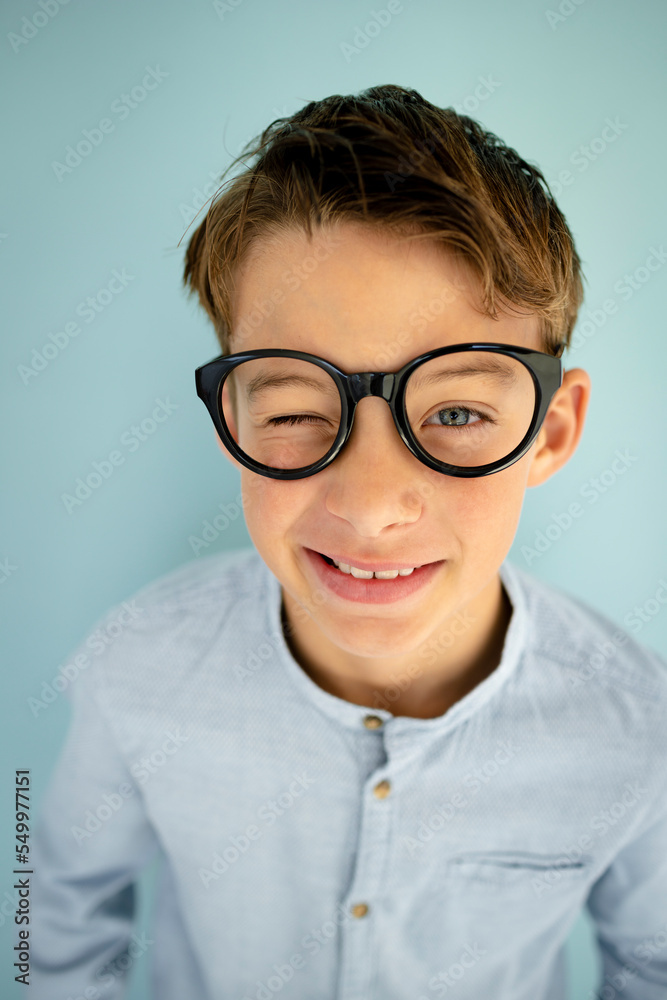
31, 85, 667, 999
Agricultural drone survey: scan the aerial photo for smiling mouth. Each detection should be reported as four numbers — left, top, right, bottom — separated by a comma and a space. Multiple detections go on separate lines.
318, 552, 426, 580
304, 548, 445, 604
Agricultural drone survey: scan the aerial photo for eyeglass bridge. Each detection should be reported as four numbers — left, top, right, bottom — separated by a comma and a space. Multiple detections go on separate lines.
348, 372, 395, 403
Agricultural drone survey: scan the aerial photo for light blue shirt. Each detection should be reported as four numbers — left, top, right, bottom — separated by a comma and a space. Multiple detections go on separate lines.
30, 548, 667, 999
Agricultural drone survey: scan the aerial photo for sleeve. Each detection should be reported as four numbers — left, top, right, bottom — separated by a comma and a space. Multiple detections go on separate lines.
30, 668, 160, 1000
584, 781, 667, 1000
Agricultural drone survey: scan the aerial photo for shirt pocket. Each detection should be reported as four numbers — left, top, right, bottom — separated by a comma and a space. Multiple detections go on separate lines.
441, 850, 593, 896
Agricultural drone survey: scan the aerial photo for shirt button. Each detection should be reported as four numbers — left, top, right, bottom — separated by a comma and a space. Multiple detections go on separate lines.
373, 779, 391, 799
351, 903, 369, 918
363, 714, 384, 729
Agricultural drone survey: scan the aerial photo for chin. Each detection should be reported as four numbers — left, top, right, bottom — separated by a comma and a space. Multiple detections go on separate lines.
324, 615, 427, 658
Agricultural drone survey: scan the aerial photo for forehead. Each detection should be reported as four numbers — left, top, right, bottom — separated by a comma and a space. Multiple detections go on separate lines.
230, 222, 542, 368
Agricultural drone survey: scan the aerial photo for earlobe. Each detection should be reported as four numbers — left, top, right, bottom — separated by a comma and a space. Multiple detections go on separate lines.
526, 367, 591, 487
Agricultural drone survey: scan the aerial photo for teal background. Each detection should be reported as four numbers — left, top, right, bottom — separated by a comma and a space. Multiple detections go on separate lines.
2, 0, 666, 996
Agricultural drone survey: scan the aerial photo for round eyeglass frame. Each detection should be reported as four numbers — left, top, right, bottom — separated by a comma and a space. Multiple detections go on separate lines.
195, 342, 565, 480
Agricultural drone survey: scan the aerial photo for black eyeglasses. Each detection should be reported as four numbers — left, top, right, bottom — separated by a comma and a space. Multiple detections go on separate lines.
195, 342, 564, 480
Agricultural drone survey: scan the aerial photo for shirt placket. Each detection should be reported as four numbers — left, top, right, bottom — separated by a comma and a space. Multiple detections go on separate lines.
336, 712, 396, 1000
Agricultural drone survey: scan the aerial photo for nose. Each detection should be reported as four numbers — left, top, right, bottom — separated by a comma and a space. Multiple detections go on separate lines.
323, 397, 429, 537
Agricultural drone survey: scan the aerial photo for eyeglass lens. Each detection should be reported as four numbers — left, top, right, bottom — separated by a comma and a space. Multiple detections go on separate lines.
220, 353, 536, 471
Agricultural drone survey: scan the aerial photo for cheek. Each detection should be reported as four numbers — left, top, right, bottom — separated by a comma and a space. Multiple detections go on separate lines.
441, 465, 528, 542
240, 473, 315, 549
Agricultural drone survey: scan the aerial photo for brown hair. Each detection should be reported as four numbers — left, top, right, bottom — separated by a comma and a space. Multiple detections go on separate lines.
183, 83, 584, 355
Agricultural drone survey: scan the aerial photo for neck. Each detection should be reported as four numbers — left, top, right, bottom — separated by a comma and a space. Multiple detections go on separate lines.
280, 574, 513, 720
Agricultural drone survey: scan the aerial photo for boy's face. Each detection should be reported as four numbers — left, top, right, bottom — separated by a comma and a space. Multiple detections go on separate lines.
223, 222, 565, 661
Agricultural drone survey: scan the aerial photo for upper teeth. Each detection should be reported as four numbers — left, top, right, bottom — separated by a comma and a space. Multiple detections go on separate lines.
333, 560, 418, 579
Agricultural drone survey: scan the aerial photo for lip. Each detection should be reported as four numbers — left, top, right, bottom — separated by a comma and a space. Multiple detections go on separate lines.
303, 547, 445, 605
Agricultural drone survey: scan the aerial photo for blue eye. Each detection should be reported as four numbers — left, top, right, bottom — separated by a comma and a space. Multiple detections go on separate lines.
425, 407, 485, 427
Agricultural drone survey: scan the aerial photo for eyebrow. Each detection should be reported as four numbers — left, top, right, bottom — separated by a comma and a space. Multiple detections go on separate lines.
410, 358, 521, 390
243, 370, 339, 402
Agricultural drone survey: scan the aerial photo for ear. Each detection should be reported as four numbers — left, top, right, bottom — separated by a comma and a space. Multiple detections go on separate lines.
526, 367, 591, 487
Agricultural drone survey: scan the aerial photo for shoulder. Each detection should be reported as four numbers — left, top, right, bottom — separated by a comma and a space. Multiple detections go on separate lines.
122, 546, 266, 616
73, 547, 273, 692
60, 547, 278, 758
501, 560, 667, 704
